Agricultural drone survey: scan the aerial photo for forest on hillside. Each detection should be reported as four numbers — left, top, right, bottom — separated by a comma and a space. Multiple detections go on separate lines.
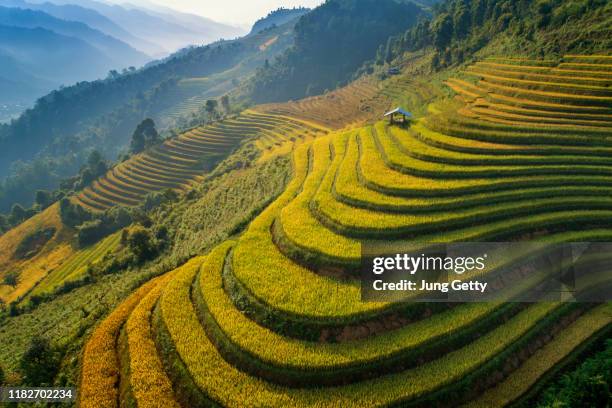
246, 0, 424, 102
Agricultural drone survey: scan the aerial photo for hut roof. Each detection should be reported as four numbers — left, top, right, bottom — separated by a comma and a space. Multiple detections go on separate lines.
384, 107, 413, 117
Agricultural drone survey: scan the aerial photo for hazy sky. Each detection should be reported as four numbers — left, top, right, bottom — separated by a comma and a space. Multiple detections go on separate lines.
114, 0, 325, 26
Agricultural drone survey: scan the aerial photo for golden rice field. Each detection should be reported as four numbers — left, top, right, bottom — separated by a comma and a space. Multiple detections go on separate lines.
255, 77, 391, 129
80, 56, 612, 407
157, 78, 215, 121
74, 110, 327, 212
0, 204, 75, 304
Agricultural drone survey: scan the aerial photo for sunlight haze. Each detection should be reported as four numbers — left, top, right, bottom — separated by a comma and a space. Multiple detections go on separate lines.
112, 0, 324, 26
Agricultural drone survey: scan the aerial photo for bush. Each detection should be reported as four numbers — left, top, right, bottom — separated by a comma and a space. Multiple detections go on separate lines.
537, 339, 612, 407
127, 226, 159, 263
3, 272, 18, 287
77, 220, 107, 247
76, 206, 133, 247
19, 337, 60, 386
59, 198, 91, 228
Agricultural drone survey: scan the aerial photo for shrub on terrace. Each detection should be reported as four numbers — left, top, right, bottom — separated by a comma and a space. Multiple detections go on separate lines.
536, 339, 612, 407
130, 119, 161, 154
19, 336, 60, 386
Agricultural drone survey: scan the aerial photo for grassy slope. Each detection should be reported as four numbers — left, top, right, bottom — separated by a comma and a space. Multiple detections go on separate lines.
0, 147, 291, 385
0, 203, 75, 304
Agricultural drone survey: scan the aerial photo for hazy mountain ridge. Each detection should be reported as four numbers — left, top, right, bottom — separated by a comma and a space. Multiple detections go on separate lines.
0, 53, 54, 101
0, 6, 149, 67
0, 5, 151, 106
0, 24, 117, 84
0, 0, 246, 119
52, 0, 243, 56
0, 0, 163, 56
250, 7, 311, 34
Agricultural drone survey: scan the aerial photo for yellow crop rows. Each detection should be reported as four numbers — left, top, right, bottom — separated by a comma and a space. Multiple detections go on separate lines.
78, 55, 612, 407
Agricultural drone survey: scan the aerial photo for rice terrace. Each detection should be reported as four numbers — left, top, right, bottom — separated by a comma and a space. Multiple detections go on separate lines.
0, 0, 610, 407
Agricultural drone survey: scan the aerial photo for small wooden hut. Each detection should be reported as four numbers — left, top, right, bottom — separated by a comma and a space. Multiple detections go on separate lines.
384, 107, 413, 125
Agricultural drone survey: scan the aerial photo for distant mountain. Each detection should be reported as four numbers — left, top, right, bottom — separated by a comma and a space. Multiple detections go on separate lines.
250, 7, 311, 34
122, 0, 245, 40
0, 0, 163, 56
0, 6, 149, 68
0, 24, 122, 85
45, 0, 243, 55
0, 53, 54, 104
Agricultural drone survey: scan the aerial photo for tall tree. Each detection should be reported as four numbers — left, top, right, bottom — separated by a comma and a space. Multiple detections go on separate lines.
19, 337, 60, 386
221, 95, 231, 114
205, 99, 219, 119
130, 119, 160, 154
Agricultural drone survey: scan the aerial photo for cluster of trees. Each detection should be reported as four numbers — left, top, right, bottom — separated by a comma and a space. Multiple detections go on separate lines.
204, 96, 231, 121
536, 339, 611, 407
247, 0, 423, 103
59, 198, 133, 247
250, 7, 311, 34
60, 184, 177, 249
380, 0, 610, 69
82, 219, 170, 278
0, 336, 60, 387
129, 118, 161, 154
60, 150, 109, 192
0, 189, 64, 234
0, 150, 109, 234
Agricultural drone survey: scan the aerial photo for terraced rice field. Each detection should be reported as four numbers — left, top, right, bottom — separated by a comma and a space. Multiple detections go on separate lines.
156, 78, 214, 121
74, 110, 327, 211
256, 77, 391, 129
28, 231, 122, 298
80, 56, 612, 407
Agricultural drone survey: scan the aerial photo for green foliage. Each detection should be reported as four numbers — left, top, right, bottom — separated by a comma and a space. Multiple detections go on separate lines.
76, 207, 132, 248
536, 340, 612, 408
386, 0, 611, 68
8, 204, 27, 226
248, 0, 424, 103
204, 99, 218, 121
250, 7, 310, 34
0, 150, 106, 231
3, 271, 17, 287
59, 198, 91, 228
19, 336, 60, 386
126, 226, 159, 263
77, 220, 108, 248
130, 119, 161, 155
220, 95, 231, 114
33, 190, 62, 212
143, 189, 179, 212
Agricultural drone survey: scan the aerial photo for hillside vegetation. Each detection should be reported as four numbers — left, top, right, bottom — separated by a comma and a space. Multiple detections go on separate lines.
76, 55, 612, 407
250, 7, 311, 34
246, 0, 425, 103
0, 204, 73, 304
0, 0, 610, 404
384, 0, 612, 67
